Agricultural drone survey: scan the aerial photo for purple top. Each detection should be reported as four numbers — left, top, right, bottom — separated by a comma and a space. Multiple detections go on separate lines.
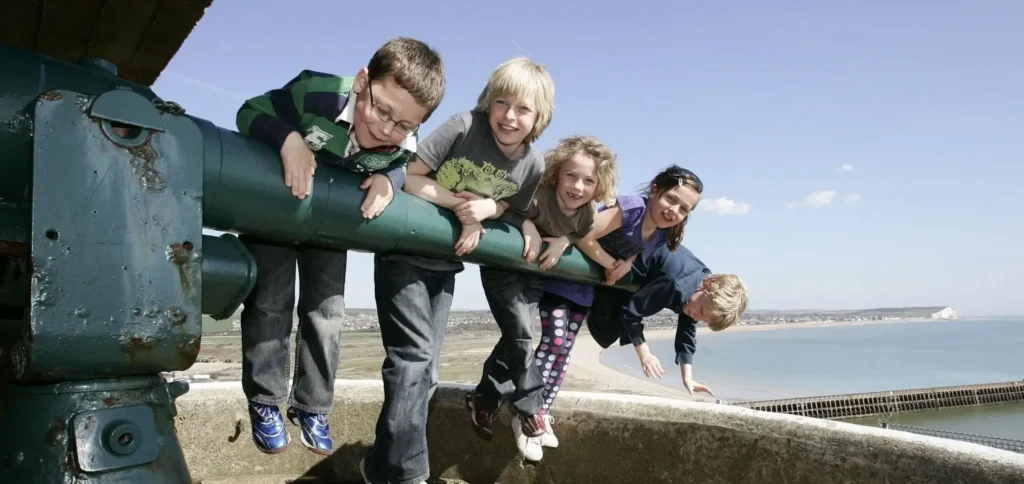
544, 195, 666, 307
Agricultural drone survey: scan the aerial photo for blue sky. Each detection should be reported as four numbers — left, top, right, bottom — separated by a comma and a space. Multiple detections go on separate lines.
157, 1, 1023, 316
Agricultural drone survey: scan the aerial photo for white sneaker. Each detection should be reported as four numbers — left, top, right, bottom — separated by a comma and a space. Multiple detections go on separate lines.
539, 414, 559, 448
511, 415, 544, 461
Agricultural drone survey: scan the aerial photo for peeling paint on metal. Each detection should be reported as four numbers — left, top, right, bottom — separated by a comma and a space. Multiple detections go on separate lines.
166, 242, 200, 298
46, 419, 67, 446
38, 91, 62, 101
120, 331, 156, 363
30, 257, 56, 311
127, 141, 166, 192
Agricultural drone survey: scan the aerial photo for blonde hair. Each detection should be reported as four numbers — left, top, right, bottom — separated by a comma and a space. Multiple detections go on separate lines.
703, 274, 748, 331
539, 136, 619, 206
474, 57, 555, 145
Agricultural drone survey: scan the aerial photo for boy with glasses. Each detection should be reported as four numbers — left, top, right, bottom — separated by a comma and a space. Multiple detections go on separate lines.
234, 37, 445, 456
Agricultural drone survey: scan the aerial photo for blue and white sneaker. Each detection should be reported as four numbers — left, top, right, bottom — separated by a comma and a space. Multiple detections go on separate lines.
287, 407, 333, 455
248, 402, 289, 454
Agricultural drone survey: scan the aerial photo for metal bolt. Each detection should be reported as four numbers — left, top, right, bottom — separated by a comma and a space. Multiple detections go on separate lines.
5, 451, 23, 468
105, 423, 141, 456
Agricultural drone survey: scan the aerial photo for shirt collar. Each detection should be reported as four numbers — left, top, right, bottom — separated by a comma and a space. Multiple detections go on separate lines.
336, 89, 417, 153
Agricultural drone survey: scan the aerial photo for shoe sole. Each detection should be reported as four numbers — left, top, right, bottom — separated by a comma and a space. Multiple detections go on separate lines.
300, 435, 332, 456
465, 394, 494, 441
296, 425, 332, 456
252, 434, 289, 454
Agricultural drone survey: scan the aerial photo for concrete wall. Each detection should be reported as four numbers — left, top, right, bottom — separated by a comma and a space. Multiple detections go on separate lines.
176, 380, 1024, 483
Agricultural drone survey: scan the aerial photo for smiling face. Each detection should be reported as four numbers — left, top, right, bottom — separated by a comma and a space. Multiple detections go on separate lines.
487, 94, 537, 156
555, 152, 598, 212
351, 70, 428, 149
647, 183, 701, 229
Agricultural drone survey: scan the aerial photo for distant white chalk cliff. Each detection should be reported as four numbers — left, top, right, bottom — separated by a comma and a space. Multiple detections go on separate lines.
930, 306, 958, 320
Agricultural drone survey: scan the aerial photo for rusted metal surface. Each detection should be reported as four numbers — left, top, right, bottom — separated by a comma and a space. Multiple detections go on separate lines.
0, 0, 213, 86
0, 376, 192, 482
13, 89, 203, 382
0, 241, 29, 258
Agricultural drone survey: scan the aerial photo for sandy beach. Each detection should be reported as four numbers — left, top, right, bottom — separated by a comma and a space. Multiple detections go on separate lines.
181, 318, 938, 405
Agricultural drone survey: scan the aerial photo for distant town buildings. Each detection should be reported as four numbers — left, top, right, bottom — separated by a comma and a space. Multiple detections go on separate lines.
207, 306, 959, 336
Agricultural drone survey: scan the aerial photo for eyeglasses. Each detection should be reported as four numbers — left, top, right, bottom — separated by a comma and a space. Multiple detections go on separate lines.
366, 82, 418, 138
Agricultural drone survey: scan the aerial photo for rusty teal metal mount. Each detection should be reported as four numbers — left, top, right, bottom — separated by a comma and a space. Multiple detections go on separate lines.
0, 376, 191, 483
25, 88, 204, 382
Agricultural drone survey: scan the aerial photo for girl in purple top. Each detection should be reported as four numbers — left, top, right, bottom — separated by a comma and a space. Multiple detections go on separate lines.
531, 165, 704, 449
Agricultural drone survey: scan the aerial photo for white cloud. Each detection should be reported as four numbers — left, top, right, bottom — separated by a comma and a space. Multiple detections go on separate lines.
701, 197, 753, 215
837, 164, 854, 172
845, 193, 862, 204
786, 190, 837, 209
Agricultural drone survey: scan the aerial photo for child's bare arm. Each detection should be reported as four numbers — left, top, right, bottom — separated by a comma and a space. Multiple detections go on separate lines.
674, 315, 714, 396
403, 158, 468, 208
577, 207, 625, 270
634, 343, 665, 379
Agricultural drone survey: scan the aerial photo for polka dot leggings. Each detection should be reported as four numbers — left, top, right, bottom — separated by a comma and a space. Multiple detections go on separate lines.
533, 292, 589, 416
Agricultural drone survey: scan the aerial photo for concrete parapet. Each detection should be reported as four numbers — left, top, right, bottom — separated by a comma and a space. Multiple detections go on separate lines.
177, 380, 1024, 483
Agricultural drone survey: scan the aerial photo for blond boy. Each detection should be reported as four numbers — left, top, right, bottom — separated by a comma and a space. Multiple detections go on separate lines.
589, 244, 748, 395
361, 57, 554, 484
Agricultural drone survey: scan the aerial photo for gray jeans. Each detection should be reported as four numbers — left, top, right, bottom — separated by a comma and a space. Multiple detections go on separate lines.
239, 237, 346, 415
473, 267, 546, 416
363, 255, 455, 484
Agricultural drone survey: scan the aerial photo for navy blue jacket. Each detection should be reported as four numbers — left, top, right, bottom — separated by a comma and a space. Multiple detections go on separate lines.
589, 244, 710, 365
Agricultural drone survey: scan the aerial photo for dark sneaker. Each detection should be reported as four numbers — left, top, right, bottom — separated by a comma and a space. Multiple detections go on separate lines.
287, 407, 333, 455
248, 402, 289, 454
465, 392, 497, 440
519, 413, 546, 438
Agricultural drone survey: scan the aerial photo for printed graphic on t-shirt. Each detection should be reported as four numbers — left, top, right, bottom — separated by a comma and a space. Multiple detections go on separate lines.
435, 157, 520, 200
303, 125, 333, 151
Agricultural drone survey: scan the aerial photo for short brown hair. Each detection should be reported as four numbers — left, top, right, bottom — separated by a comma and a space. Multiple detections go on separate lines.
367, 37, 446, 122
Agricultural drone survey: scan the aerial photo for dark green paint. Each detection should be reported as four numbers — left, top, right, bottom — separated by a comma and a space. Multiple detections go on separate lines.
201, 233, 257, 320
23, 89, 203, 382
196, 117, 638, 289
0, 376, 192, 483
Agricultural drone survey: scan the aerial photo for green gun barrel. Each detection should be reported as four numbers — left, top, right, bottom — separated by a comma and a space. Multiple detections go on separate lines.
196, 117, 637, 289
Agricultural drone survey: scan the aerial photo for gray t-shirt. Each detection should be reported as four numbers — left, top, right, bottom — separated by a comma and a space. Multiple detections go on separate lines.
526, 186, 596, 242
388, 110, 545, 271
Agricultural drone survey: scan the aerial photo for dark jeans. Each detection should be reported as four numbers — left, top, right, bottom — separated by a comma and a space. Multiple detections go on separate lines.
239, 237, 347, 415
473, 267, 546, 416
363, 255, 455, 484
